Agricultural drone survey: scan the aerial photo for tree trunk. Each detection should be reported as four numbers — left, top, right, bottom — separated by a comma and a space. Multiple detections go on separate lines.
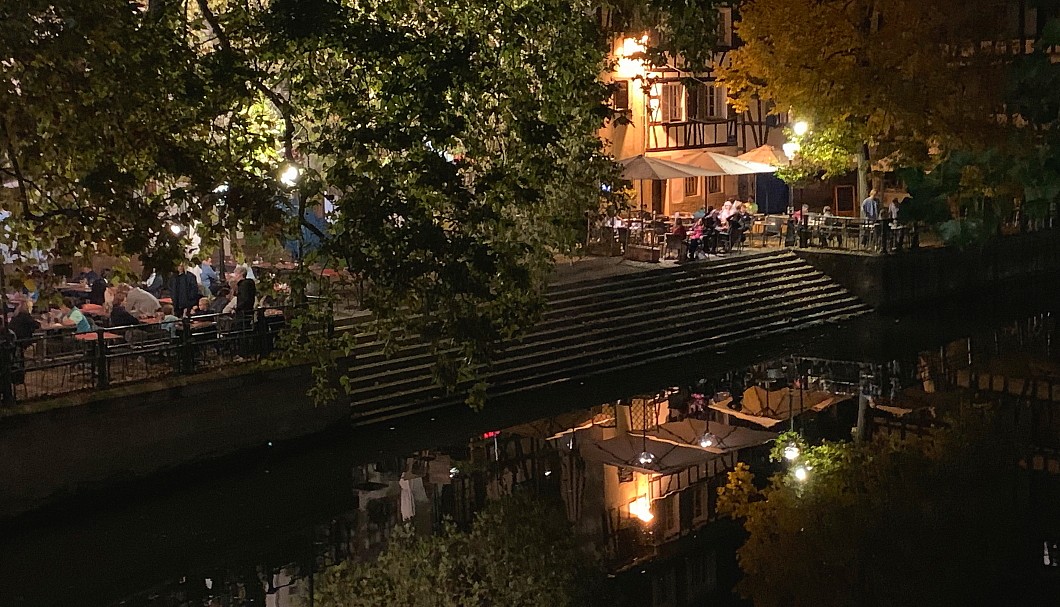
856, 143, 871, 214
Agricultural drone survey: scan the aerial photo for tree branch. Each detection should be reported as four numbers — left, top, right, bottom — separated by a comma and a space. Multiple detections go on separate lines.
194, 0, 295, 162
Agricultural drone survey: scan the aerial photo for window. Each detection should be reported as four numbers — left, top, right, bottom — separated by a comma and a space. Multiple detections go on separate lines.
691, 483, 706, 519
657, 82, 685, 123
687, 84, 723, 121
707, 84, 724, 118
707, 176, 722, 194
684, 177, 699, 197
613, 80, 629, 111
686, 551, 718, 596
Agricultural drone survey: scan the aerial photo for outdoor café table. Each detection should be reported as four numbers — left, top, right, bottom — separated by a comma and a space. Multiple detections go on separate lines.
81, 303, 106, 317
59, 282, 91, 293
74, 332, 123, 343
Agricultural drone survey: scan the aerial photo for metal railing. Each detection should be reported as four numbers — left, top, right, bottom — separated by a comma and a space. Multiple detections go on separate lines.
1, 301, 329, 405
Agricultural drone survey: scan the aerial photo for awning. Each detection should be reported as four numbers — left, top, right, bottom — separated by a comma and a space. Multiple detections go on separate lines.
650, 149, 777, 176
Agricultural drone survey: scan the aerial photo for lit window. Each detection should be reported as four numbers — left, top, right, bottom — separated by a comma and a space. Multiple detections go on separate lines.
684, 177, 699, 197
657, 82, 685, 123
707, 176, 722, 194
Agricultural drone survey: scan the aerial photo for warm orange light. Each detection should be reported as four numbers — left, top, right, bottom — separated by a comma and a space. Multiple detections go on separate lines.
630, 496, 654, 523
616, 36, 648, 79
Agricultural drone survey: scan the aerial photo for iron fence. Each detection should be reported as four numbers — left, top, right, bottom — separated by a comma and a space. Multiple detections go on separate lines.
1, 301, 329, 405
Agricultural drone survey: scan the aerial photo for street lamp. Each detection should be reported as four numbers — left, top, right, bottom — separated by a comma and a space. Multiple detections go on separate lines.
793, 465, 810, 482
169, 223, 183, 236
783, 443, 801, 461
280, 164, 301, 188
792, 120, 810, 137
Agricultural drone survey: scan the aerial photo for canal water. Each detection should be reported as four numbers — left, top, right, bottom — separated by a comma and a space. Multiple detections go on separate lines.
2, 279, 1058, 607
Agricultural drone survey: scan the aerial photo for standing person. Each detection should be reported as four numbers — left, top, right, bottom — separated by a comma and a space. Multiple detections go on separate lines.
889, 198, 904, 252
861, 189, 881, 248
861, 189, 881, 220
188, 257, 204, 294
235, 266, 256, 314
169, 263, 200, 317
200, 256, 220, 295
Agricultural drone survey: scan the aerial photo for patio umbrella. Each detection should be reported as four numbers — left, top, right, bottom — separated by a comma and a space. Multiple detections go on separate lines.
617, 154, 721, 180
657, 150, 778, 175
647, 419, 778, 454
579, 433, 724, 475
618, 155, 720, 214
738, 144, 789, 166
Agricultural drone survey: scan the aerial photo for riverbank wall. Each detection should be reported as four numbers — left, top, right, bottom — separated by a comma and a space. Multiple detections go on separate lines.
0, 362, 350, 520
797, 230, 1060, 311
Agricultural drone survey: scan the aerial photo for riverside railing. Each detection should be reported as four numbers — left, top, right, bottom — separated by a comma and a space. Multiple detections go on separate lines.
0, 299, 332, 406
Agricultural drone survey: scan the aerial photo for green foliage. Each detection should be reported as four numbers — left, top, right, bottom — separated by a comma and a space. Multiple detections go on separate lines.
314, 492, 600, 607
3, 0, 628, 405
717, 416, 1037, 607
600, 0, 726, 71
0, 0, 288, 272
720, 0, 1006, 171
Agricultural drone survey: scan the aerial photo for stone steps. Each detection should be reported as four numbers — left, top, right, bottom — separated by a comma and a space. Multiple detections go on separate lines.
340, 250, 871, 425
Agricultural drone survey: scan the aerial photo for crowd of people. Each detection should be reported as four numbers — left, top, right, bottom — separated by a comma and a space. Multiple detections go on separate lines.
670, 199, 755, 260
4, 256, 261, 345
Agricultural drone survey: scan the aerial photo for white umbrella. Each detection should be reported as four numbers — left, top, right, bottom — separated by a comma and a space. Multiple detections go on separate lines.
658, 150, 778, 175
738, 144, 789, 166
618, 154, 722, 180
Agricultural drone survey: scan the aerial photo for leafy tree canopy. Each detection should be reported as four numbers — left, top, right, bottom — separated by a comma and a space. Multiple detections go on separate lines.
717, 418, 1045, 607
719, 0, 1008, 174
600, 0, 729, 71
313, 492, 604, 607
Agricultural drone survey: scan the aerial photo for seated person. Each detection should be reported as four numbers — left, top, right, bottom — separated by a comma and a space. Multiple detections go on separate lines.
124, 284, 161, 317
75, 265, 99, 285
191, 297, 212, 317
209, 287, 232, 314
142, 269, 164, 299
59, 297, 92, 333
87, 270, 109, 306
159, 303, 181, 337
108, 293, 141, 327
9, 300, 40, 343
685, 217, 707, 260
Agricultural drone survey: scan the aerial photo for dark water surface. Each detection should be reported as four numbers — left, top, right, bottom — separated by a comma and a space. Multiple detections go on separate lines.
2, 277, 1058, 607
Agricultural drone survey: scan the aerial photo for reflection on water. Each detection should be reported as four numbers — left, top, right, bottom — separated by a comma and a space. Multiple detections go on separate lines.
3, 304, 1060, 607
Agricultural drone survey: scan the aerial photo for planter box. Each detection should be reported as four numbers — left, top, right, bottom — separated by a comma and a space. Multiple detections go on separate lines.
625, 244, 661, 263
